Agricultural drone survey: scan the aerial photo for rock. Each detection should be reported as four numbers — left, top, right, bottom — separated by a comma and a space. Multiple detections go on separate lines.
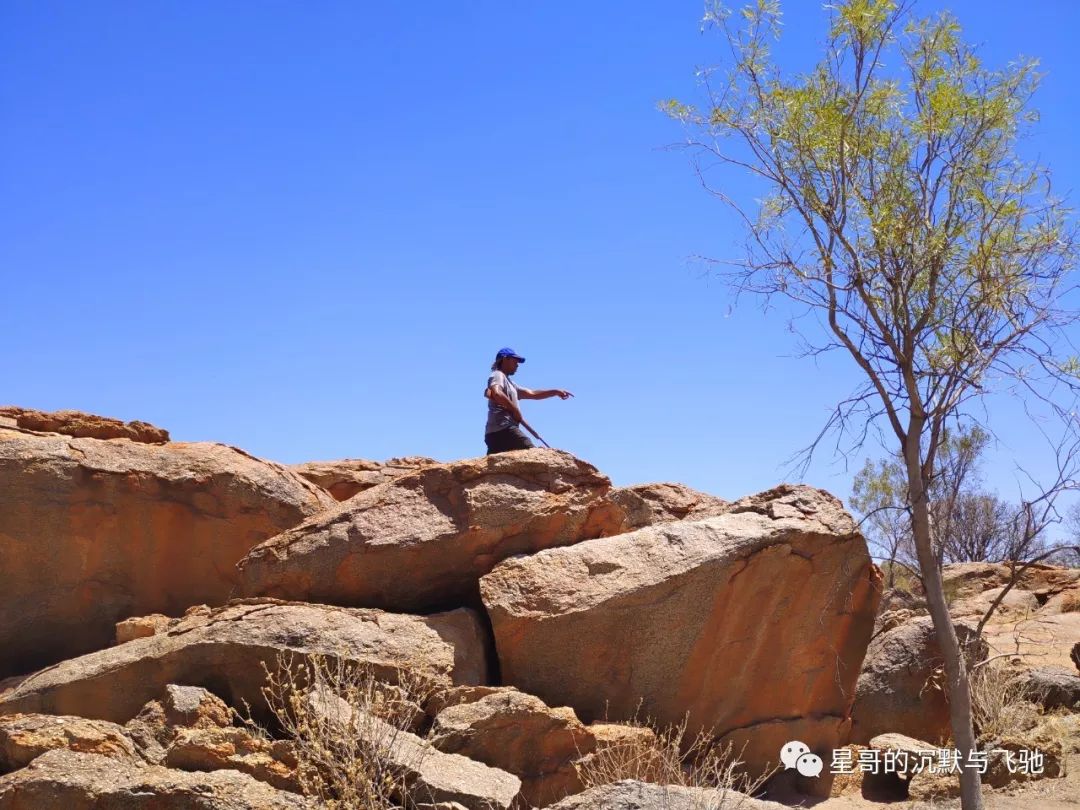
0, 600, 489, 726
0, 749, 313, 808
941, 562, 1080, 602
539, 780, 788, 810
873, 608, 917, 638
1072, 641, 1080, 673
0, 714, 139, 773
951, 586, 1039, 619
1041, 584, 1080, 615
982, 612, 1080, 673
116, 613, 172, 644
480, 484, 880, 781
430, 688, 595, 807
238, 449, 623, 613
851, 616, 988, 744
165, 727, 299, 792
0, 427, 334, 676
291, 456, 437, 501
427, 685, 509, 717
979, 734, 1065, 790
606, 482, 728, 532
0, 406, 169, 443
308, 692, 520, 810
161, 685, 233, 729
1019, 667, 1080, 710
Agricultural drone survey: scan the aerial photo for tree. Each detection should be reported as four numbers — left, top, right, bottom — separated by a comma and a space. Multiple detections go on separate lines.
667, 2, 1078, 807
852, 424, 1051, 571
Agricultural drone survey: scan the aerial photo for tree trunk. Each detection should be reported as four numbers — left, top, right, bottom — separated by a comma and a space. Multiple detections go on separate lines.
903, 434, 984, 809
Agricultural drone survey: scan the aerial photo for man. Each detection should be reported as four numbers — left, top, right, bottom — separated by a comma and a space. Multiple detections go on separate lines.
484, 347, 573, 454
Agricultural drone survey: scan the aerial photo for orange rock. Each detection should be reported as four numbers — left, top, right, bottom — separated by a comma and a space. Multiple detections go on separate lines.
238, 449, 622, 612
480, 484, 879, 783
607, 482, 728, 532
0, 749, 312, 808
115, 614, 171, 644
0, 714, 138, 773
0, 427, 334, 676
0, 406, 169, 443
0, 600, 489, 726
291, 455, 436, 501
430, 688, 596, 807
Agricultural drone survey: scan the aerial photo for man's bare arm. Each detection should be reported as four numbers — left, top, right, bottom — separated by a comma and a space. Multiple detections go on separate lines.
517, 388, 574, 401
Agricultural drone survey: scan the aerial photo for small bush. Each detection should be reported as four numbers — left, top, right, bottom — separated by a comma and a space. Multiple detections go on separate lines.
969, 660, 1042, 741
575, 714, 772, 809
252, 653, 436, 810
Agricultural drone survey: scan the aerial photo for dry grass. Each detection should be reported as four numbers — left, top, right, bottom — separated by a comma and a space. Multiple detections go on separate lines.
970, 660, 1043, 740
249, 653, 437, 810
574, 714, 773, 809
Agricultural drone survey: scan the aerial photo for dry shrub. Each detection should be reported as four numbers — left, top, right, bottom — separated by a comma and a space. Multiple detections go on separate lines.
252, 653, 437, 810
969, 660, 1042, 741
575, 714, 773, 809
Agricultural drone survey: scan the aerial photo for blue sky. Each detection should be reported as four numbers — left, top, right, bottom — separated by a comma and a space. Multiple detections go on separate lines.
3, 1, 1079, 509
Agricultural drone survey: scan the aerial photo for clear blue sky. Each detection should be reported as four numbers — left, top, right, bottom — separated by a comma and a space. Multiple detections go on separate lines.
3, 1, 1079, 507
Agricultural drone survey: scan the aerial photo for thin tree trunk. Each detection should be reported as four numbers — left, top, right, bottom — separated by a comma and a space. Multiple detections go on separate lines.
904, 436, 984, 810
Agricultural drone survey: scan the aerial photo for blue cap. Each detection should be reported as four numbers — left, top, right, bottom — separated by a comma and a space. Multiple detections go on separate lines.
496, 347, 525, 363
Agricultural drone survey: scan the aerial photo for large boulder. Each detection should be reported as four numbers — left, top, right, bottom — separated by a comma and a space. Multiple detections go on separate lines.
238, 449, 624, 613
291, 456, 436, 501
851, 616, 988, 744
1019, 667, 1080, 710
0, 714, 139, 773
0, 749, 313, 809
0, 600, 489, 725
0, 406, 169, 443
480, 484, 880, 778
430, 688, 595, 807
540, 780, 788, 810
0, 425, 334, 676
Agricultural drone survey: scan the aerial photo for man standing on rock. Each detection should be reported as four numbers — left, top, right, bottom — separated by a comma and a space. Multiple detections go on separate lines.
484, 347, 573, 454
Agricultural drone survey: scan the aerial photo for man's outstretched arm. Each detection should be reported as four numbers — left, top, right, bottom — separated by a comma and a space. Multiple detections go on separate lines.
516, 387, 574, 401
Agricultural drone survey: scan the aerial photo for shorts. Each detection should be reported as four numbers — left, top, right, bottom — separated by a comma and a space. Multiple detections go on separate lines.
485, 425, 535, 454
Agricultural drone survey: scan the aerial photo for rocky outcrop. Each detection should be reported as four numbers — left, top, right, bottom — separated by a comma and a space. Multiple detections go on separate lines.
430, 688, 595, 807
851, 617, 988, 744
0, 601, 488, 725
941, 562, 1080, 602
238, 450, 623, 613
0, 406, 169, 443
291, 456, 436, 501
539, 780, 788, 810
0, 714, 138, 773
480, 484, 880, 778
0, 749, 313, 808
606, 482, 728, 532
0, 427, 334, 676
951, 586, 1039, 619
